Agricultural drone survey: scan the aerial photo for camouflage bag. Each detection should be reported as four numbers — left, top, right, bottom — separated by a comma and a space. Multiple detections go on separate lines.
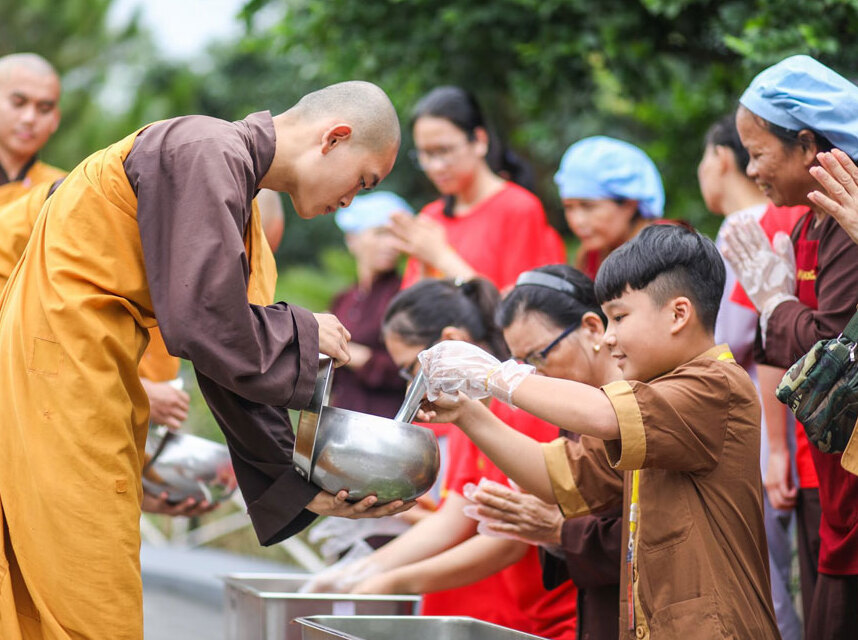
776, 312, 858, 454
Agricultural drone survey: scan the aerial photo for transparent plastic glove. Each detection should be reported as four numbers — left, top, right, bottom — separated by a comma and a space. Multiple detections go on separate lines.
722, 214, 797, 321
418, 341, 534, 405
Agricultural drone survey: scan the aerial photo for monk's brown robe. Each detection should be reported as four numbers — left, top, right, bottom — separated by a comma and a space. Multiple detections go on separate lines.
0, 112, 317, 640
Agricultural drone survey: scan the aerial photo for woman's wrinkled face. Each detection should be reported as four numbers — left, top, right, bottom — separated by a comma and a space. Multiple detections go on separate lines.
503, 311, 599, 387
563, 198, 637, 253
412, 116, 485, 196
735, 106, 816, 208
346, 225, 401, 275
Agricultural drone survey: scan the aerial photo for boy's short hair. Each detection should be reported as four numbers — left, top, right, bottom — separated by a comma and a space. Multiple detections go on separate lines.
594, 224, 725, 332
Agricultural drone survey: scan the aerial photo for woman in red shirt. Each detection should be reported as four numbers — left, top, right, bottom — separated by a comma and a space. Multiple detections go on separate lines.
394, 86, 565, 291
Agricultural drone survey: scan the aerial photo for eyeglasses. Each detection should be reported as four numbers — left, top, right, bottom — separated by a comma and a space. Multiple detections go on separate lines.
522, 324, 579, 368
408, 142, 470, 170
399, 359, 419, 383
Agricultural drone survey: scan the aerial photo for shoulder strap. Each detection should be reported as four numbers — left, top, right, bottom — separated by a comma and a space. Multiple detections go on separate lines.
842, 306, 858, 342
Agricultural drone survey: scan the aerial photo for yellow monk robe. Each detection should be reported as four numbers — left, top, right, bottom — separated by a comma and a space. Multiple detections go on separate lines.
0, 185, 276, 385
0, 114, 304, 639
0, 160, 65, 208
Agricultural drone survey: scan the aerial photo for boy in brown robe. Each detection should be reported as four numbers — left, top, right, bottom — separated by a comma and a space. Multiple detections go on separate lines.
418, 224, 780, 639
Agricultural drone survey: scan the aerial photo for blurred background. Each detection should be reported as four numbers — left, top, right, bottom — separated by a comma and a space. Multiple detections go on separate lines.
4, 0, 857, 565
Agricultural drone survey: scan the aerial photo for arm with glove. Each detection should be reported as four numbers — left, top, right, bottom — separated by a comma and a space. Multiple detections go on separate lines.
416, 341, 619, 502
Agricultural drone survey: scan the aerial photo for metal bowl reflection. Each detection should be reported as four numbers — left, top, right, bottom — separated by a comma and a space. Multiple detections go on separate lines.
143, 426, 237, 503
309, 406, 440, 504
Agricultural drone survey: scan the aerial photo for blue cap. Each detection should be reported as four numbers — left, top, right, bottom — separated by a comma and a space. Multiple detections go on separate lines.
740, 55, 858, 158
335, 191, 413, 233
553, 136, 665, 218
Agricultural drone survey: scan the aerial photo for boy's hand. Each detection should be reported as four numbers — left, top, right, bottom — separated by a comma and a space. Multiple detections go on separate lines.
314, 313, 351, 366
418, 341, 534, 404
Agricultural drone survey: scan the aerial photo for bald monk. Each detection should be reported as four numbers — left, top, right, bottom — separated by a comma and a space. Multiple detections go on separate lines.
0, 53, 64, 206
0, 80, 404, 639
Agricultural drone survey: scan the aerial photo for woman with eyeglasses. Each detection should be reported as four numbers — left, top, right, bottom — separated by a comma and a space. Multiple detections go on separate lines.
465, 264, 624, 640
556, 136, 666, 280
392, 85, 565, 291
307, 277, 576, 640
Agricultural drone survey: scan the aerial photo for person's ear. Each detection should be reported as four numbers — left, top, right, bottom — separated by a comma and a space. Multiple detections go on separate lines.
797, 129, 821, 167
321, 124, 353, 155
579, 312, 606, 343
667, 297, 693, 335
440, 325, 471, 342
619, 198, 638, 222
713, 145, 735, 175
472, 126, 490, 159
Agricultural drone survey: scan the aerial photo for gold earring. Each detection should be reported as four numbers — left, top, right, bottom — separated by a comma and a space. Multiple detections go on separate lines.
593, 344, 601, 353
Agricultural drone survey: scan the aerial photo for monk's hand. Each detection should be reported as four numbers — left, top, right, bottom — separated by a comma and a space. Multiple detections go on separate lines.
141, 379, 190, 429
307, 490, 416, 519
315, 313, 351, 367
417, 341, 534, 405
462, 478, 563, 547
141, 491, 220, 517
721, 214, 797, 323
809, 149, 858, 245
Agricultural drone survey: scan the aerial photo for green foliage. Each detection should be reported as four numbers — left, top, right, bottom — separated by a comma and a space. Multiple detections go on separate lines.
235, 0, 858, 240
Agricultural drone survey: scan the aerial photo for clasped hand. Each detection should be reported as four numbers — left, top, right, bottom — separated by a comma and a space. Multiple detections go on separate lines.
721, 213, 796, 318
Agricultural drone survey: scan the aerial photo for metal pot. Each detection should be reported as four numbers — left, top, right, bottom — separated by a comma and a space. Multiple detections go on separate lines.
293, 357, 439, 503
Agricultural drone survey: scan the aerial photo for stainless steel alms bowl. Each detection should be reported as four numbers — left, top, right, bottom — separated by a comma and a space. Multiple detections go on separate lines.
308, 406, 440, 504
143, 425, 238, 504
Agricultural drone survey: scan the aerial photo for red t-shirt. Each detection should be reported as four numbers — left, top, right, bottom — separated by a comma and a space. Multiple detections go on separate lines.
421, 400, 577, 639
728, 203, 819, 489
401, 182, 566, 291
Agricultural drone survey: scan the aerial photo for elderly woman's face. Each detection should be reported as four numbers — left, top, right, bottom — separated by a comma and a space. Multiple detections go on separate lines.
563, 197, 637, 253
736, 106, 817, 208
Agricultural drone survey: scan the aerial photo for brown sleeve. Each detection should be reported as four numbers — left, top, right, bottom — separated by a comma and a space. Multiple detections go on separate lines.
196, 370, 319, 544
559, 506, 623, 589
601, 372, 730, 473
542, 435, 625, 518
762, 217, 858, 368
126, 116, 318, 408
126, 116, 321, 541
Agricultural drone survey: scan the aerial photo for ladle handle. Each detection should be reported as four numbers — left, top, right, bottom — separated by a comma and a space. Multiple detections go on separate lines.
395, 368, 428, 424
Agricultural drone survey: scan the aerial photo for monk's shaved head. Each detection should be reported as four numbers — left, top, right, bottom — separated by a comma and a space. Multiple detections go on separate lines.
0, 53, 59, 86
291, 81, 400, 152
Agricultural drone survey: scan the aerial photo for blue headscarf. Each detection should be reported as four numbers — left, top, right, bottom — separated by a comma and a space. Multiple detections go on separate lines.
335, 191, 413, 234
740, 55, 858, 159
553, 136, 665, 219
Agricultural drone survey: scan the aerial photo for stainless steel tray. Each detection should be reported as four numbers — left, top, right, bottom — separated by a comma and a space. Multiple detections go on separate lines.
222, 573, 420, 640
293, 616, 547, 640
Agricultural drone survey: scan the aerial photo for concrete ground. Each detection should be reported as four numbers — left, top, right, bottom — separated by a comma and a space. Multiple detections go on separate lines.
141, 542, 298, 640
